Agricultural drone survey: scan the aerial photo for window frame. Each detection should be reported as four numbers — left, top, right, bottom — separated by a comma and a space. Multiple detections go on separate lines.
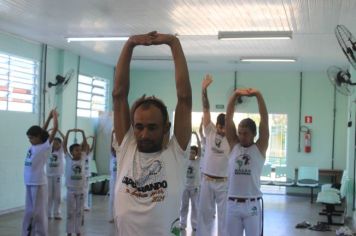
0, 52, 39, 113
76, 74, 108, 118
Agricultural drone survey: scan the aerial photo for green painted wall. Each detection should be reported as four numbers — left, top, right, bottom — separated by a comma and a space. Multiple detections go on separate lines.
0, 32, 114, 213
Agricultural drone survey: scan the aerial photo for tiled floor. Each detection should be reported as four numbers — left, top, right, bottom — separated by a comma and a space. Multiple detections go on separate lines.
0, 194, 354, 236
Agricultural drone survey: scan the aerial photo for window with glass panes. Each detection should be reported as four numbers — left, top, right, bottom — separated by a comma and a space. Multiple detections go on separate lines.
0, 53, 39, 112
77, 74, 107, 118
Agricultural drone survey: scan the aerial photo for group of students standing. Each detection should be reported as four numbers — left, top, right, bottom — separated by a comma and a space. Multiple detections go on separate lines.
22, 31, 269, 236
22, 109, 110, 236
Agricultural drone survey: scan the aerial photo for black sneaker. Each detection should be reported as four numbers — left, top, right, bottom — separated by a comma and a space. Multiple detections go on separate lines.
295, 221, 311, 229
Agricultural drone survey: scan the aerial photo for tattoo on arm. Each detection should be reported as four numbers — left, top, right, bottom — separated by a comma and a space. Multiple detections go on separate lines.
202, 89, 210, 110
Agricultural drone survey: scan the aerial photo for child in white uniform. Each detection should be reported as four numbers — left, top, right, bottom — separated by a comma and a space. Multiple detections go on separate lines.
46, 129, 65, 220
225, 88, 269, 236
180, 132, 201, 231
64, 128, 89, 236
22, 109, 58, 236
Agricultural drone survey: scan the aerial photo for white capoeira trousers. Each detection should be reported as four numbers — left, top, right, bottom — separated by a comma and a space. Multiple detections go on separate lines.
83, 177, 90, 209
47, 176, 62, 218
109, 174, 116, 219
226, 198, 262, 236
66, 191, 84, 234
197, 177, 228, 236
22, 184, 48, 236
180, 187, 199, 230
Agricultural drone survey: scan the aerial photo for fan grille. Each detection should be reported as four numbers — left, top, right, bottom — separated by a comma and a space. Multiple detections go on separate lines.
327, 66, 354, 96
335, 25, 356, 71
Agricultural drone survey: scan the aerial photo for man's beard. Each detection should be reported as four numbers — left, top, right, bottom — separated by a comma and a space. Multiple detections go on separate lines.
137, 139, 162, 153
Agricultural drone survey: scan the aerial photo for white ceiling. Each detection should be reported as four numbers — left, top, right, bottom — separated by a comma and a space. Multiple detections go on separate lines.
0, 0, 356, 71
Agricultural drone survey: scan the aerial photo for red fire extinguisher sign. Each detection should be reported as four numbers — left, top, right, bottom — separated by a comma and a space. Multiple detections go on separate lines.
305, 116, 312, 123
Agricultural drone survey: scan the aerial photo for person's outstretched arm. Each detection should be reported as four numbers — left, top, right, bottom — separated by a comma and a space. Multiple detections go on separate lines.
111, 130, 116, 155
57, 129, 65, 140
226, 89, 253, 149
202, 74, 213, 127
153, 34, 192, 150
43, 109, 58, 144
87, 136, 96, 153
76, 129, 89, 155
63, 129, 76, 155
113, 31, 162, 145
252, 89, 269, 157
198, 117, 205, 143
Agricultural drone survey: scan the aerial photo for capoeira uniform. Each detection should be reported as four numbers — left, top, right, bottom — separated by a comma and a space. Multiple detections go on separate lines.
109, 152, 117, 220
197, 122, 230, 236
83, 152, 92, 210
22, 140, 51, 236
180, 157, 200, 230
46, 146, 64, 218
113, 127, 188, 235
226, 143, 264, 236
65, 154, 85, 235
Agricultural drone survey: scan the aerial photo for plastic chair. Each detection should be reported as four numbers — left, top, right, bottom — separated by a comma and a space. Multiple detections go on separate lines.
317, 171, 348, 225
296, 166, 319, 203
273, 166, 294, 186
260, 164, 272, 185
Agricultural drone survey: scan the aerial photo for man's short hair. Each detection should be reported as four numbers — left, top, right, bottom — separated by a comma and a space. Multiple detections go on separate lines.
131, 95, 169, 125
239, 118, 257, 135
216, 113, 225, 127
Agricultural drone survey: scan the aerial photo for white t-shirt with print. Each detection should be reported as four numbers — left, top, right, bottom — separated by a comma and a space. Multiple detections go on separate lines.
24, 140, 51, 185
185, 159, 200, 188
228, 143, 265, 198
113, 127, 187, 236
201, 122, 230, 177
65, 154, 85, 192
46, 147, 65, 176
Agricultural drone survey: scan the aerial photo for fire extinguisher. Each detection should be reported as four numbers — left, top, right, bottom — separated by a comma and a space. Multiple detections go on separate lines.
304, 130, 311, 153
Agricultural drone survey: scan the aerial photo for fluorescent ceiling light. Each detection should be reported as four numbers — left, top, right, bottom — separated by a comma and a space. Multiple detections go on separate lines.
218, 31, 292, 40
240, 57, 296, 62
66, 36, 129, 42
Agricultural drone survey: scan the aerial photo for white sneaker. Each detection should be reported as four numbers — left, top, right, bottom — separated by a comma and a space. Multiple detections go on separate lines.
336, 226, 353, 236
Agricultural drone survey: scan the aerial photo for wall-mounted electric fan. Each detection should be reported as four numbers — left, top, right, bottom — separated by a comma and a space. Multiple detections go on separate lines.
48, 69, 75, 89
327, 66, 354, 96
335, 25, 356, 71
